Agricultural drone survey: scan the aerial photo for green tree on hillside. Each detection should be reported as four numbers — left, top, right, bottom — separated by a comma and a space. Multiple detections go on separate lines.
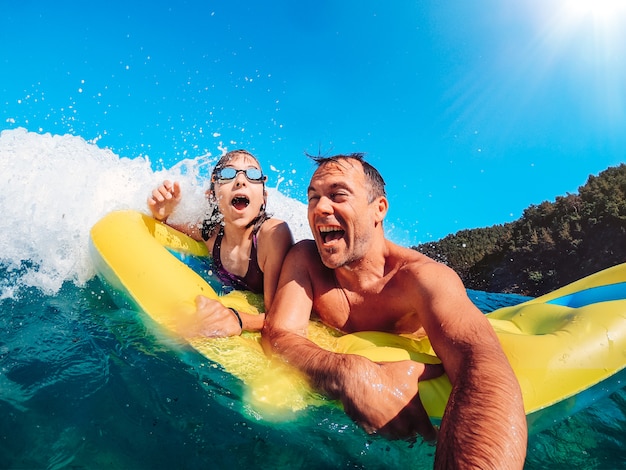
413, 164, 626, 295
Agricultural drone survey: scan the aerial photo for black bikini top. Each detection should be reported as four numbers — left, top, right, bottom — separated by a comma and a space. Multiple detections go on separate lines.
211, 227, 264, 294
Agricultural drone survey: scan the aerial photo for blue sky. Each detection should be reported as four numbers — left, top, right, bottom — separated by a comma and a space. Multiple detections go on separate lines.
2, 0, 626, 245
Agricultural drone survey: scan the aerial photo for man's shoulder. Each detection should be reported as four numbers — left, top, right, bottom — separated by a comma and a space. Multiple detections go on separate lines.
287, 239, 328, 267
282, 239, 331, 281
389, 244, 458, 282
290, 239, 319, 256
388, 242, 437, 267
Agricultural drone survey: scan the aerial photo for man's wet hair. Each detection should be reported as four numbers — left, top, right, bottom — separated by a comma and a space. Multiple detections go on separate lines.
308, 152, 386, 202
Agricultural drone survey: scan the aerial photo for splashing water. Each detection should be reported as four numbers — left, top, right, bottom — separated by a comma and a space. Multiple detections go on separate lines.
0, 128, 309, 299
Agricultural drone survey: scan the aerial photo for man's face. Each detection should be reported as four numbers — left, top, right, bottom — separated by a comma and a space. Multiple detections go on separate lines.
306, 159, 377, 269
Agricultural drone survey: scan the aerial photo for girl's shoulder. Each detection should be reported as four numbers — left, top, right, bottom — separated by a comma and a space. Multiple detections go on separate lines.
258, 217, 290, 235
256, 218, 294, 252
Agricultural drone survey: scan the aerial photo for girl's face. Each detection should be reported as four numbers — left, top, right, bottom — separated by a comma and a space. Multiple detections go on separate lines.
211, 153, 266, 229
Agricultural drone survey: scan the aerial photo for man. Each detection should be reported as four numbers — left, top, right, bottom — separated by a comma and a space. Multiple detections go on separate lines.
262, 153, 527, 469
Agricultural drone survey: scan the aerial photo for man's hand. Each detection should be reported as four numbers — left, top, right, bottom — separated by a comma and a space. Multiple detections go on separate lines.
339, 357, 443, 442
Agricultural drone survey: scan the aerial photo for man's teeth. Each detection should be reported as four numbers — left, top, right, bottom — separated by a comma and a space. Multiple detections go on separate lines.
319, 226, 344, 243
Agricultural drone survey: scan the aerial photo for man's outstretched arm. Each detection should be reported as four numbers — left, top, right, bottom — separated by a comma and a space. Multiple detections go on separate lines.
414, 262, 528, 469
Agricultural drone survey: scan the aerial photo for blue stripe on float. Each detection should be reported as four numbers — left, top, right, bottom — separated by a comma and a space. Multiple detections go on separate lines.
547, 282, 626, 308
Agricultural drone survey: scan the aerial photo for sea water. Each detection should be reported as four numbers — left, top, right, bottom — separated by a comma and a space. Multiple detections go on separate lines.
1, 129, 625, 469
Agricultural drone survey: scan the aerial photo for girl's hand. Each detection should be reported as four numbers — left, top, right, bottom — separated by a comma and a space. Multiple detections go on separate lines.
147, 180, 181, 221
190, 295, 243, 338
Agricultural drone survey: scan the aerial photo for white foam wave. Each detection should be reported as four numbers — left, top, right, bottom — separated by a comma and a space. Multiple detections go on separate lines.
0, 128, 309, 299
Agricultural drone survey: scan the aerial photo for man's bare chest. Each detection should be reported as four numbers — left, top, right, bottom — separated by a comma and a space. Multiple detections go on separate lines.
314, 285, 417, 334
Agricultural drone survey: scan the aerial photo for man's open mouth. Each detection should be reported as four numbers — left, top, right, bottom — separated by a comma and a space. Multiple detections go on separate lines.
232, 196, 250, 210
319, 225, 345, 244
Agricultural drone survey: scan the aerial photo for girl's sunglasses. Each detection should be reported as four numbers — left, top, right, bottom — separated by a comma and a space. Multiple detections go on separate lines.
215, 167, 266, 183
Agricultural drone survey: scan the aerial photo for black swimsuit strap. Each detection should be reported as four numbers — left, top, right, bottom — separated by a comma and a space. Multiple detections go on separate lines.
211, 227, 264, 294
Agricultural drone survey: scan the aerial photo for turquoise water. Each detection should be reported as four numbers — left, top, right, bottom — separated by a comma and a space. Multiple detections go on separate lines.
1, 130, 626, 468
3, 281, 626, 469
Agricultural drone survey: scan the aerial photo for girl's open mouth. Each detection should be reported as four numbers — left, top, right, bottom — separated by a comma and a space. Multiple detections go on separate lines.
231, 196, 250, 210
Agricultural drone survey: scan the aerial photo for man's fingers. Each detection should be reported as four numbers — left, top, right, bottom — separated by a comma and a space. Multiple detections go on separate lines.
407, 392, 438, 442
419, 363, 445, 382
377, 392, 437, 442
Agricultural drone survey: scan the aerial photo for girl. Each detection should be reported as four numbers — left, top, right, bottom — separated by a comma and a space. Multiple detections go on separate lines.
147, 149, 293, 337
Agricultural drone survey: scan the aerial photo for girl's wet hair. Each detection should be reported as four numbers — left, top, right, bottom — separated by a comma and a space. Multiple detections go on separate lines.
308, 152, 386, 202
201, 149, 270, 241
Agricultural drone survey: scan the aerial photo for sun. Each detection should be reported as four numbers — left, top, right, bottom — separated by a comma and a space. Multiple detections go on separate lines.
517, 0, 626, 129
568, 0, 626, 19
565, 0, 626, 26
542, 0, 626, 56
554, 0, 626, 66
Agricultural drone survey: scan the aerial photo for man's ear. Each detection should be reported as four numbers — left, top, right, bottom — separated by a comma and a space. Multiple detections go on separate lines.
373, 196, 388, 224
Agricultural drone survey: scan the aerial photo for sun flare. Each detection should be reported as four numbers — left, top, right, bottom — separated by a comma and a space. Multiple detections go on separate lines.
552, 0, 626, 60
568, 0, 626, 20
503, 0, 626, 132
